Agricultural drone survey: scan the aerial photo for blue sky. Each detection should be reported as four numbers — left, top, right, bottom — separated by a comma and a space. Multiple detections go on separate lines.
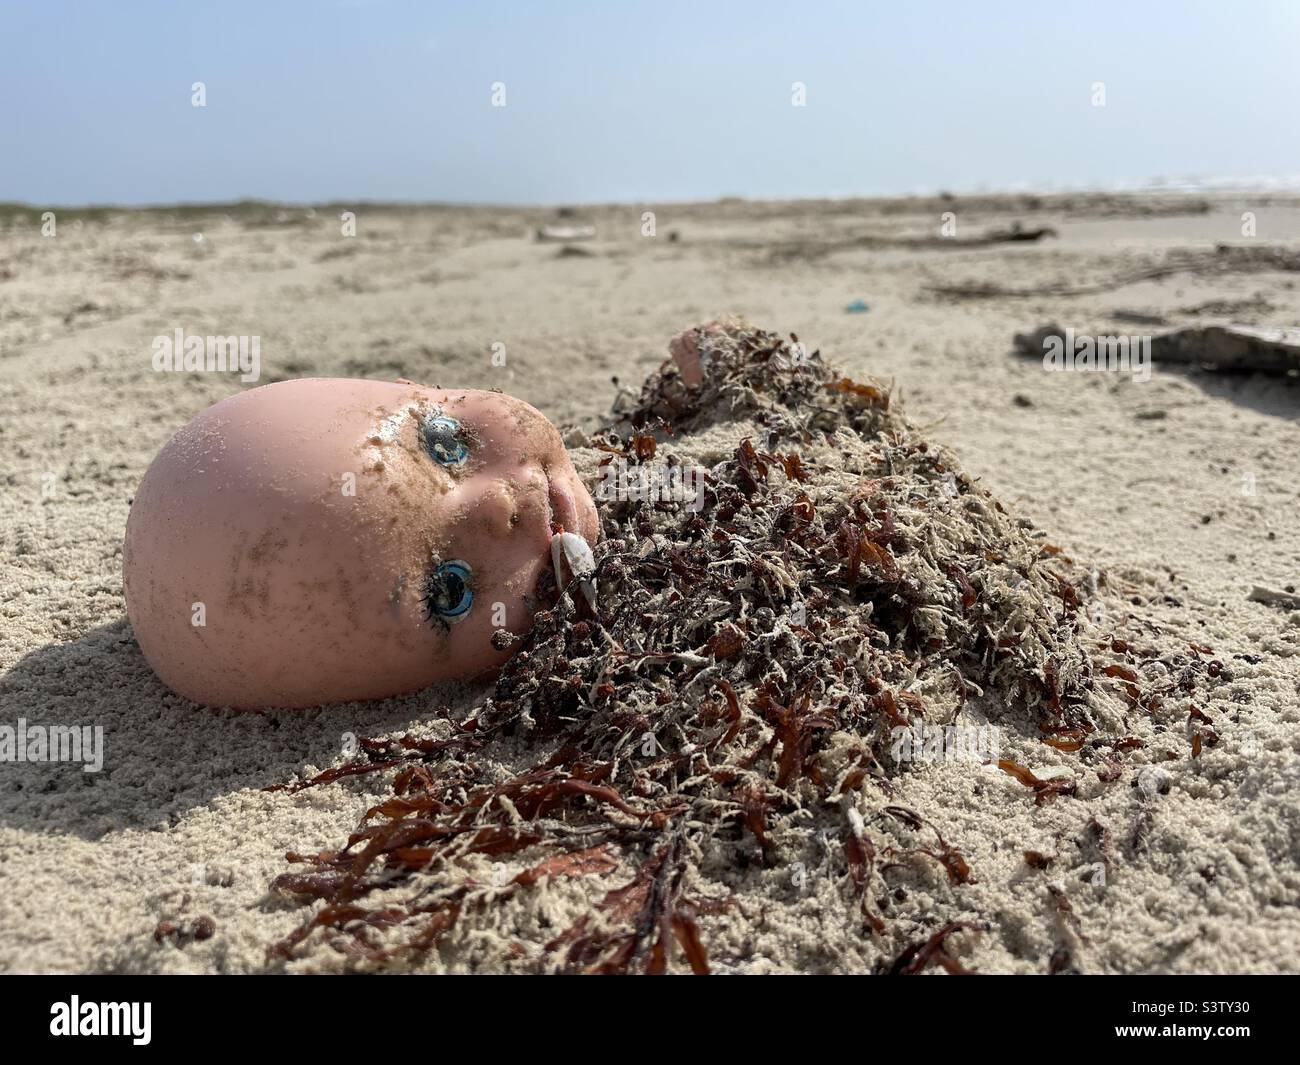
3, 0, 1299, 206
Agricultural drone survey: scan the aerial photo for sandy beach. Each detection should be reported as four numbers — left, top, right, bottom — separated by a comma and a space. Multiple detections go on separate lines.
1, 191, 1298, 973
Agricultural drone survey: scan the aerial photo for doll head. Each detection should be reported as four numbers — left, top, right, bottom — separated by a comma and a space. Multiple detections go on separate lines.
123, 378, 598, 709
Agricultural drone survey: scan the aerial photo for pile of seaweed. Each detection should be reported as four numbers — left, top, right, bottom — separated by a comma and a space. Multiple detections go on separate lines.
266, 321, 1150, 972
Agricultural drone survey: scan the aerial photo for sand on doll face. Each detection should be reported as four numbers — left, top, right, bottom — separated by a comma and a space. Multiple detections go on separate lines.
122, 378, 598, 709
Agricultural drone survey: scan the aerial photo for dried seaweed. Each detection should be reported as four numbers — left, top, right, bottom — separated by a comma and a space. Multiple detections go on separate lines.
267, 320, 1121, 972
263, 758, 403, 794
1047, 882, 1087, 943
997, 759, 1079, 805
886, 921, 984, 975
545, 831, 723, 974
153, 915, 216, 945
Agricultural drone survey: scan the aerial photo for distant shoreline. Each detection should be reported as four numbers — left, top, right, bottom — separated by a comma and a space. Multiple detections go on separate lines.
6, 181, 1300, 222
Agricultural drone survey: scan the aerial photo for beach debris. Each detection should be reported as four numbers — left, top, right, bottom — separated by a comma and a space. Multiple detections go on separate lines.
551, 530, 598, 611
1136, 766, 1170, 798
153, 915, 216, 946
997, 759, 1079, 805
266, 319, 1207, 972
762, 227, 1057, 264
886, 921, 984, 974
1015, 322, 1300, 375
1013, 324, 1064, 357
606, 374, 639, 415
536, 224, 595, 242
1249, 585, 1300, 610
546, 832, 720, 974
124, 380, 599, 709
1047, 882, 1086, 942
981, 222, 1056, 243
555, 244, 594, 258
263, 756, 402, 794
845, 299, 871, 313
1150, 325, 1300, 374
667, 321, 728, 388
1031, 764, 1074, 781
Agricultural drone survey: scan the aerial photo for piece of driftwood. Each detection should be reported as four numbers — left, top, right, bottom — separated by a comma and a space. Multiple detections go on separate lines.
1014, 322, 1300, 375
1149, 325, 1300, 374
980, 223, 1057, 243
1013, 324, 1067, 356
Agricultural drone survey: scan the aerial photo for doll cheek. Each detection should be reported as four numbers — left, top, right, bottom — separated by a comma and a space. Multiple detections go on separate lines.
442, 495, 512, 554
575, 485, 600, 544
435, 574, 518, 666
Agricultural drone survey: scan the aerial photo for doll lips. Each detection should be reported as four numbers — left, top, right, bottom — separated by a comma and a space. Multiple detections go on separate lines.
546, 477, 580, 538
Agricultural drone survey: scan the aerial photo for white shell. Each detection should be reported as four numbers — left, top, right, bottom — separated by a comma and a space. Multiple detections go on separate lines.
551, 532, 598, 609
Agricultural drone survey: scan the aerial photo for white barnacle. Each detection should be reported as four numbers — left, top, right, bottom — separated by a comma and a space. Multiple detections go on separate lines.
551, 531, 598, 610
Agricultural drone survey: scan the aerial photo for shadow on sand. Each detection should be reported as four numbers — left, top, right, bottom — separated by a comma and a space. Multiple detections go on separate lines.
1169, 364, 1300, 421
0, 618, 472, 841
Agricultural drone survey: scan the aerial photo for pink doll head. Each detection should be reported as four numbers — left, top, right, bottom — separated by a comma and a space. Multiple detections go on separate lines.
123, 378, 598, 709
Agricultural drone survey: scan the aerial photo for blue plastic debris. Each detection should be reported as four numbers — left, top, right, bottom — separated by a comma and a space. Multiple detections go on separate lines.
845, 300, 870, 313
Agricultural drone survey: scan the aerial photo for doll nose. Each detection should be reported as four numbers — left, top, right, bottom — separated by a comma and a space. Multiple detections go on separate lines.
476, 484, 521, 535
478, 477, 548, 538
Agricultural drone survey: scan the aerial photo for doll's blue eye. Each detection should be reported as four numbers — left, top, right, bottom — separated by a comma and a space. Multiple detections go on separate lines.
421, 414, 469, 466
425, 560, 473, 622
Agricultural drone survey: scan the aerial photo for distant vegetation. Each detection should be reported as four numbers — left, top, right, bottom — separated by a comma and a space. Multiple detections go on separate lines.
0, 199, 477, 230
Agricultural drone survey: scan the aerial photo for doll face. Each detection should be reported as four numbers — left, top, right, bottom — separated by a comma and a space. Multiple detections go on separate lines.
123, 379, 598, 709
359, 384, 599, 635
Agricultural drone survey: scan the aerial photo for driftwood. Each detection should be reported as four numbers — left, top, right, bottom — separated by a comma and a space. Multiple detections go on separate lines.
1014, 322, 1300, 376
1150, 326, 1300, 374
979, 223, 1056, 243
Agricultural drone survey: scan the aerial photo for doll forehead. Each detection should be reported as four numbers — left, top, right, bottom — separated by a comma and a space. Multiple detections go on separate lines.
441, 390, 549, 432
369, 391, 552, 450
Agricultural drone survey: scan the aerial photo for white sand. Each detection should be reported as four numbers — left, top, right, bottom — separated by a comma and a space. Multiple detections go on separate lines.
1, 194, 1298, 972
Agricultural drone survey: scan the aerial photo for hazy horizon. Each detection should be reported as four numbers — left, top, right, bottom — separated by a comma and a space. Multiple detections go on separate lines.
3, 0, 1299, 208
